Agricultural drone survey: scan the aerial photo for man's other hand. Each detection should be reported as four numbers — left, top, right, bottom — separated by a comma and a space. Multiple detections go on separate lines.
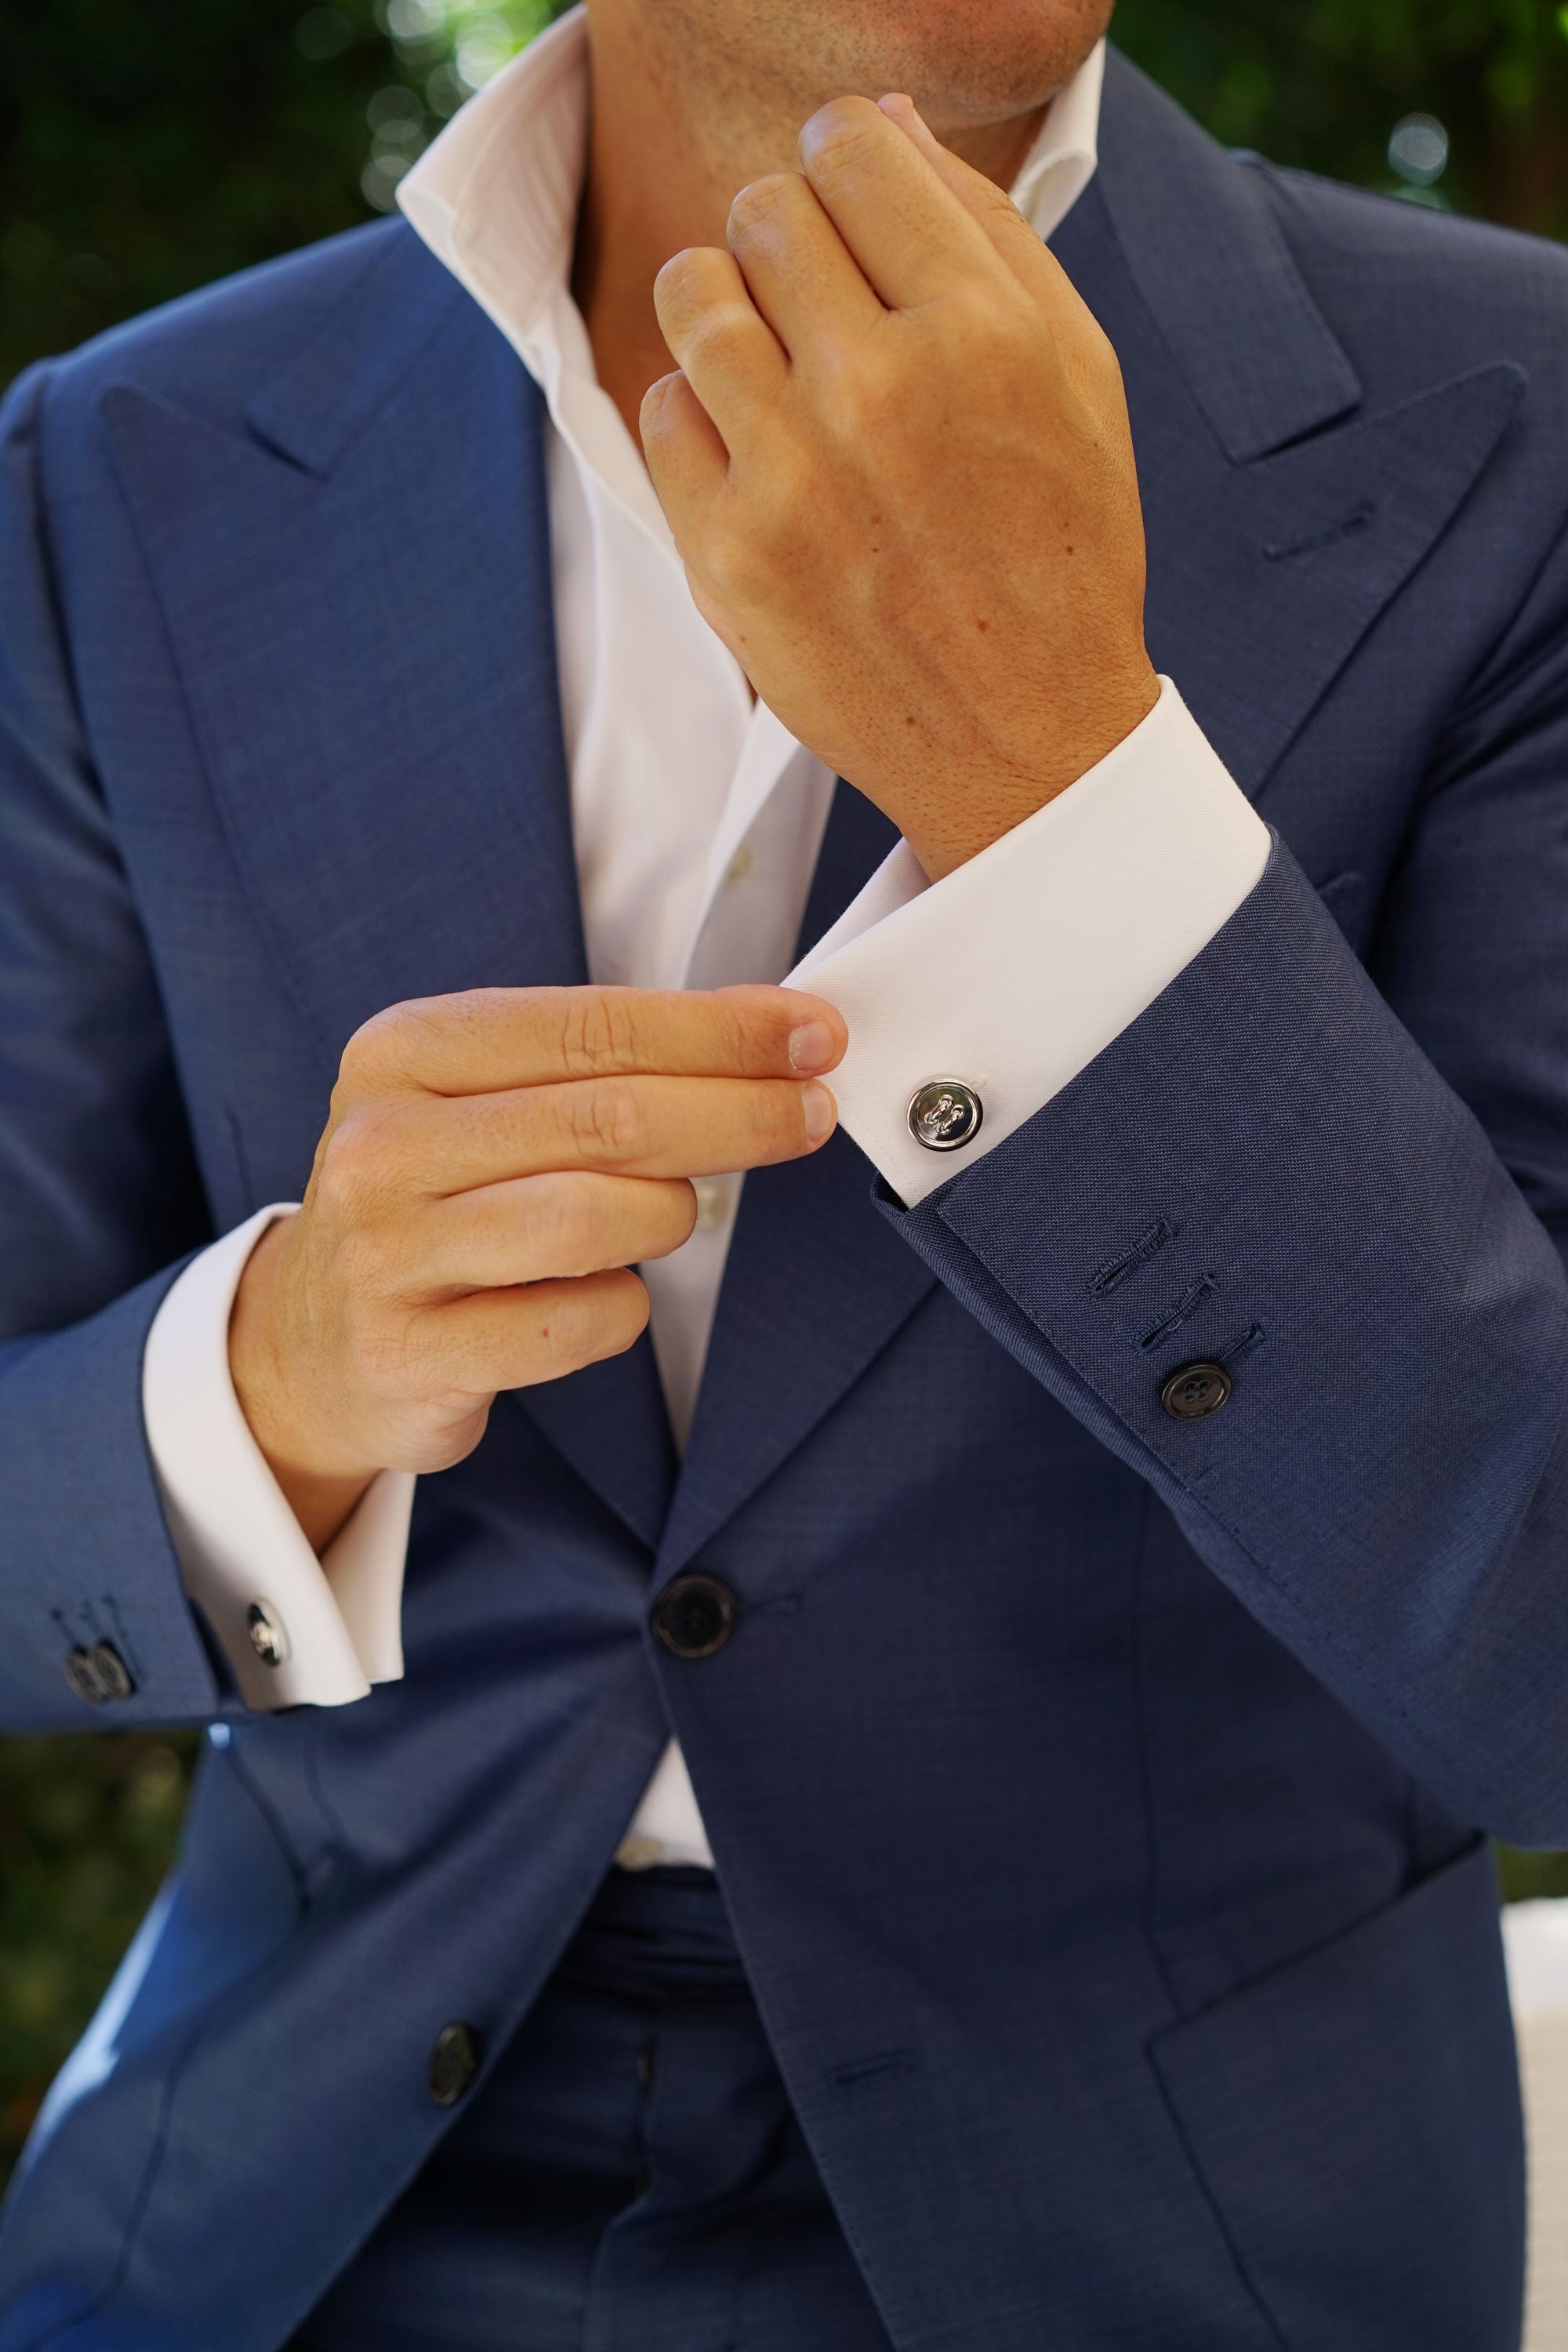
641, 93, 1160, 882
228, 985, 844, 1548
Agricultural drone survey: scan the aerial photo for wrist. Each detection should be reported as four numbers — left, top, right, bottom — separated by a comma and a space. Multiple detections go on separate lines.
911, 657, 1161, 881
229, 1218, 376, 1551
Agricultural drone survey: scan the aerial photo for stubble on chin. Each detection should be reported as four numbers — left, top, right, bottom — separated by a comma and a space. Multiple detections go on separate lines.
601, 0, 1113, 157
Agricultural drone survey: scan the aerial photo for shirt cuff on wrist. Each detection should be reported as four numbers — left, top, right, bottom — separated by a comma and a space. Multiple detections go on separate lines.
786, 677, 1270, 1207
141, 1203, 412, 1710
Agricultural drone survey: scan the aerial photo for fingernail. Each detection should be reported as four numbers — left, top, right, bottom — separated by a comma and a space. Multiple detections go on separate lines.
878, 93, 916, 122
802, 1083, 837, 1145
789, 1019, 837, 1073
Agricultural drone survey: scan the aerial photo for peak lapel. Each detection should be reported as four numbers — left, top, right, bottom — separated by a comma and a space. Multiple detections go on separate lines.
105, 241, 674, 1548
655, 783, 931, 1582
1063, 55, 1526, 800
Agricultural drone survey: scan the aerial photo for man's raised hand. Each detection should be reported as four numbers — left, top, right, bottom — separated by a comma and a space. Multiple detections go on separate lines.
228, 985, 844, 1548
641, 93, 1160, 882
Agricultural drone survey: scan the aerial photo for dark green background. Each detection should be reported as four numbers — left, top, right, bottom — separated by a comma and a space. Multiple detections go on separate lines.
4, 0, 1567, 2182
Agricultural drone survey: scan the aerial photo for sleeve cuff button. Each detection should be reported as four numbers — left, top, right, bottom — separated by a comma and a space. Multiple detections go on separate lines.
63, 1642, 136, 1704
1160, 1362, 1232, 1421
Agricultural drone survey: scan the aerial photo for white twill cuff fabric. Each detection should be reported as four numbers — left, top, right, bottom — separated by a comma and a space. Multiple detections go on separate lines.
142, 1203, 413, 1710
787, 680, 1271, 1207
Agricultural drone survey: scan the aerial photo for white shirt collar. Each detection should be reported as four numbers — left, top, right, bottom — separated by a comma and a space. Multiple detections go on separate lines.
400, 5, 1104, 365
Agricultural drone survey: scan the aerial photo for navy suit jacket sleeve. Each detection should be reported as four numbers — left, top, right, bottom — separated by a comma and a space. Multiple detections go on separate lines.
886, 540, 1568, 1848
0, 365, 220, 1728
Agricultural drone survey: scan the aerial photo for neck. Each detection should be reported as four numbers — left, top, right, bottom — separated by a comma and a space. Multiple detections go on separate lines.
572, 5, 1051, 442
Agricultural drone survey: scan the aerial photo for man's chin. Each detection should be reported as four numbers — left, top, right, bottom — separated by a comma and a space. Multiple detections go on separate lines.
807, 0, 1110, 126
677, 0, 1112, 133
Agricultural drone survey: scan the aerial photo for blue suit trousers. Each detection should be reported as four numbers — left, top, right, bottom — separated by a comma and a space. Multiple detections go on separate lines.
290, 1869, 894, 2352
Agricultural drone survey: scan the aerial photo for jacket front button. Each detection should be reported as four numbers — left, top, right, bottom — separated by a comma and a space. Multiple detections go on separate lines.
1161, 1361, 1232, 1421
652, 1574, 737, 1660
429, 2021, 482, 2107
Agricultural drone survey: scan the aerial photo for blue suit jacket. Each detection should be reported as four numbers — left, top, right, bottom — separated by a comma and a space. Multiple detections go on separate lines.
2, 49, 1566, 2350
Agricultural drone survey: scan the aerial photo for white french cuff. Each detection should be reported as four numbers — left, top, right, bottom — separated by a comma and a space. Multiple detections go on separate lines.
786, 678, 1271, 1209
141, 1203, 413, 1711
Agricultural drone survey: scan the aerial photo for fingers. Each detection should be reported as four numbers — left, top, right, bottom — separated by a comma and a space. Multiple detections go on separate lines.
641, 368, 731, 552
725, 170, 884, 358
420, 1269, 653, 1396
339, 983, 846, 1102
365, 1069, 837, 1197
649, 245, 786, 453
415, 1171, 698, 1294
797, 94, 1010, 310
876, 93, 1066, 301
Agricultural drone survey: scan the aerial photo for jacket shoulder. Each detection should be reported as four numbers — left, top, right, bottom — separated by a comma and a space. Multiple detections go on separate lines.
1249, 160, 1568, 408
17, 218, 449, 446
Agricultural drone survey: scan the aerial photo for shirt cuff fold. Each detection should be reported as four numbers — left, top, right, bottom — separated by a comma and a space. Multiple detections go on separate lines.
786, 677, 1271, 1207
141, 1203, 412, 1711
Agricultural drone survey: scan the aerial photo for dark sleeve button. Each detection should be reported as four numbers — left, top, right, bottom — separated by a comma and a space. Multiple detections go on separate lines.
64, 1642, 136, 1704
652, 1574, 737, 1661
907, 1080, 983, 1153
87, 1642, 136, 1700
1161, 1362, 1232, 1421
64, 1647, 109, 1704
429, 2020, 482, 2106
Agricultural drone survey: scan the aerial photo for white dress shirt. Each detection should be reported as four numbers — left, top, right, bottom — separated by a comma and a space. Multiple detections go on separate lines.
142, 6, 1268, 1870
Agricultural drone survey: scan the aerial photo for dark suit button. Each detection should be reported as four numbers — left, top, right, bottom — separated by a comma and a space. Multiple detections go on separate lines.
429, 2021, 481, 2107
1161, 1361, 1232, 1421
652, 1574, 737, 1660
64, 1647, 109, 1704
87, 1642, 136, 1700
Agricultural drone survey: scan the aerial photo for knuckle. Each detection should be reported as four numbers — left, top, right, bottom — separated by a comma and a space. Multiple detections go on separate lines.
315, 1109, 388, 1217
654, 246, 717, 324
803, 95, 880, 170
569, 1076, 644, 1163
336, 1008, 397, 1098
558, 989, 639, 1078
540, 1271, 647, 1369
727, 172, 798, 241
525, 1172, 597, 1274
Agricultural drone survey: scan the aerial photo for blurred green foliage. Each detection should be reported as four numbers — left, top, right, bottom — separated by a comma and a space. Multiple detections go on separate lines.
1115, 0, 1568, 238
5, 0, 1567, 383
1, 1735, 196, 2177
4, 0, 1568, 2191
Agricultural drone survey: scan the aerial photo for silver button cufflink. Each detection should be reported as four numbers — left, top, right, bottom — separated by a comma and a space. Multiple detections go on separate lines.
907, 1079, 983, 1153
247, 1602, 290, 1668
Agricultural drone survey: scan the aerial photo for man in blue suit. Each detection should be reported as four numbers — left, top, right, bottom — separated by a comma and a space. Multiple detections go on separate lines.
2, 0, 1566, 2339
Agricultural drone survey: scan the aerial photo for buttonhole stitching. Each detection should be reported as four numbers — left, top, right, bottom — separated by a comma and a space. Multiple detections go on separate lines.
829, 2049, 920, 2092
1088, 1217, 1177, 1298
1135, 1273, 1218, 1353
1215, 1321, 1268, 1368
1263, 501, 1375, 561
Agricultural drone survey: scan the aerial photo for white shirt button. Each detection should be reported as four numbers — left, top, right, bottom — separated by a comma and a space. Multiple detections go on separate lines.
691, 1177, 731, 1231
725, 844, 754, 887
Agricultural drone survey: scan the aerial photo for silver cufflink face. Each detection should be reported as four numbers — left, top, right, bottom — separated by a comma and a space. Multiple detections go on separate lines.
246, 1602, 290, 1667
907, 1079, 983, 1153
